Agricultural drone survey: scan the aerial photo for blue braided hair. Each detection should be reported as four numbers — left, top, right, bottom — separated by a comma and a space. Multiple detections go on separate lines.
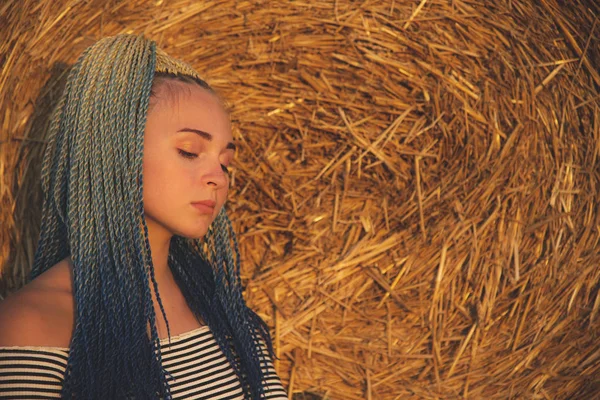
31, 34, 274, 399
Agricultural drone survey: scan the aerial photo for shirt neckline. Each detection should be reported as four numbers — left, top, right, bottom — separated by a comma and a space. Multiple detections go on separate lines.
0, 325, 210, 353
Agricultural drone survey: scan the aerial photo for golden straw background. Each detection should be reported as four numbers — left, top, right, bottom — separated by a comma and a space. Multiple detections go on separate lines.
1, 1, 599, 398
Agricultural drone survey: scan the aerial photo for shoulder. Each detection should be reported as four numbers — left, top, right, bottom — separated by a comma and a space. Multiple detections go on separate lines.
0, 258, 74, 348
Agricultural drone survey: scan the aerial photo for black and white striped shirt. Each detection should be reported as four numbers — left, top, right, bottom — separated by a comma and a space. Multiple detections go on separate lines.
0, 326, 288, 399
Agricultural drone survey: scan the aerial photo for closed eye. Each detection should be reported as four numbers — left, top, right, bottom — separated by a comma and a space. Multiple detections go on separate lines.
179, 149, 230, 176
178, 149, 197, 159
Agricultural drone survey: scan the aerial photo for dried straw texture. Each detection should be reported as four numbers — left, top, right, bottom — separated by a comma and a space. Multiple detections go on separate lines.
1, 1, 599, 399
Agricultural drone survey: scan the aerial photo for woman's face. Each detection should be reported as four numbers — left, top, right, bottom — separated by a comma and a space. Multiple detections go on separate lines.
142, 81, 233, 240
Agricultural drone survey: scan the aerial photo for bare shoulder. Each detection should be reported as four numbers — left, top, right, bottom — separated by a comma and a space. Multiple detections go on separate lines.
0, 258, 74, 348
0, 288, 52, 347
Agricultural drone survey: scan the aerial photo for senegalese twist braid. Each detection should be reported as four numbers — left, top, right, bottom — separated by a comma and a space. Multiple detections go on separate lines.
31, 34, 274, 399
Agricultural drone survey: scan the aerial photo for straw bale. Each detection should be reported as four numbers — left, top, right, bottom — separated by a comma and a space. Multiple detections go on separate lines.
1, 0, 599, 398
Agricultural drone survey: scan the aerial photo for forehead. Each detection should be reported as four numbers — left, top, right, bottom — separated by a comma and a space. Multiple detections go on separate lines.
150, 80, 223, 114
147, 81, 231, 136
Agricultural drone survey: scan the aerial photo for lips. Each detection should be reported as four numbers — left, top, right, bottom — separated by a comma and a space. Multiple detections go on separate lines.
191, 200, 216, 214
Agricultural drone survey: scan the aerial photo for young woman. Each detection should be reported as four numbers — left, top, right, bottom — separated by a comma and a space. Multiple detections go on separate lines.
0, 34, 287, 399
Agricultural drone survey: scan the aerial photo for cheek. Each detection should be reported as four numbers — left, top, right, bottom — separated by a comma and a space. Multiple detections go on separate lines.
220, 184, 229, 199
216, 186, 230, 216
143, 152, 191, 205
144, 154, 168, 191
142, 148, 229, 208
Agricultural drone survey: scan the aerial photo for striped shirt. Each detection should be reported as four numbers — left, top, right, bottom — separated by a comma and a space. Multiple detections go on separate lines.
0, 326, 288, 399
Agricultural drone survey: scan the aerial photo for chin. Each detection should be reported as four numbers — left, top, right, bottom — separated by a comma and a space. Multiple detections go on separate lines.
176, 225, 210, 240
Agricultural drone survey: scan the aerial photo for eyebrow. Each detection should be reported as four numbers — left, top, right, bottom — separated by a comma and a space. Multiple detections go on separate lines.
177, 128, 236, 151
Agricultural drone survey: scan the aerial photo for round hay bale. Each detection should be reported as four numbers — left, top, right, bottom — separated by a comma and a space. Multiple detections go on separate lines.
1, 1, 599, 398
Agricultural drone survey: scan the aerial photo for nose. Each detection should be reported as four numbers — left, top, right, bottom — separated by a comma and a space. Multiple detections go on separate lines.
202, 163, 229, 188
